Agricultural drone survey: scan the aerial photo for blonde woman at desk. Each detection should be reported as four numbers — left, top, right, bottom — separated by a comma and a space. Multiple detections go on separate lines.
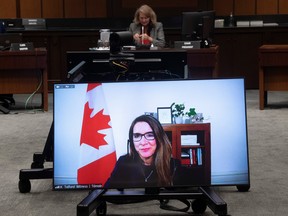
129, 4, 165, 48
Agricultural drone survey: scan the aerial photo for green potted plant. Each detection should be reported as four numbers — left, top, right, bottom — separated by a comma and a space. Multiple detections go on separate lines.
185, 107, 197, 123
171, 102, 185, 124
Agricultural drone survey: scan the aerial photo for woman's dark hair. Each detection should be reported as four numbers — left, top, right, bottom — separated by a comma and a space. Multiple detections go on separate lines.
128, 115, 172, 186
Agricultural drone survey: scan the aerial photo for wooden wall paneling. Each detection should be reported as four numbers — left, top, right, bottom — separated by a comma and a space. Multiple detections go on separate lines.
42, 0, 64, 18
234, 0, 256, 15
213, 30, 263, 89
0, 0, 17, 18
232, 32, 263, 89
110, 0, 199, 18
263, 30, 288, 45
213, 32, 234, 77
279, 0, 288, 14
64, 0, 85, 18
20, 0, 42, 18
86, 0, 107, 18
213, 0, 234, 16
256, 0, 278, 15
120, 0, 198, 8
198, 0, 214, 11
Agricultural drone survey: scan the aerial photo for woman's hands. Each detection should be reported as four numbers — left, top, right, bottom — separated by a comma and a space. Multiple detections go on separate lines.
133, 33, 152, 43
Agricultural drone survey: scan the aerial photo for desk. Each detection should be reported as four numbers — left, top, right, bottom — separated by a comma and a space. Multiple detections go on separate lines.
67, 47, 219, 82
0, 48, 48, 111
67, 49, 187, 80
259, 45, 288, 110
187, 45, 219, 78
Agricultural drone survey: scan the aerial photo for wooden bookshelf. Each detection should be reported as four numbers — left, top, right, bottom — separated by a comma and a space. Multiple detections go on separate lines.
163, 123, 211, 185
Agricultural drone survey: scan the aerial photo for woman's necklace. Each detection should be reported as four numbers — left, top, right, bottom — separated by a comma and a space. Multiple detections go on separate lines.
144, 170, 154, 182
141, 163, 154, 182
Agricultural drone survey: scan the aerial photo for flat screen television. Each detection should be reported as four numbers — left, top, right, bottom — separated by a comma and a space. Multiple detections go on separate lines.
181, 10, 215, 44
53, 78, 250, 190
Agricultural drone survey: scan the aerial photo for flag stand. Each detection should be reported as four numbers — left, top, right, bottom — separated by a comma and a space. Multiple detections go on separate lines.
18, 122, 54, 193
77, 187, 228, 216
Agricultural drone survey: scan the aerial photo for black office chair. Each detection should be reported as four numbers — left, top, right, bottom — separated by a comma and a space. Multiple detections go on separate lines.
0, 33, 22, 114
0, 94, 15, 114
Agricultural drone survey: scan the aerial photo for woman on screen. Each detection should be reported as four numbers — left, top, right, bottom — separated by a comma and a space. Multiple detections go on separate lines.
129, 4, 165, 48
105, 115, 181, 188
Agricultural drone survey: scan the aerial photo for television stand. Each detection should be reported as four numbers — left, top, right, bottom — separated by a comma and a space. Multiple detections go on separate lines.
77, 187, 228, 216
18, 123, 54, 193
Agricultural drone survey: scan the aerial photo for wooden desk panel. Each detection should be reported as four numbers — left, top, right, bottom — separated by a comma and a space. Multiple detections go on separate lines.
0, 48, 48, 111
67, 49, 188, 80
186, 45, 219, 78
66, 47, 218, 82
259, 45, 288, 110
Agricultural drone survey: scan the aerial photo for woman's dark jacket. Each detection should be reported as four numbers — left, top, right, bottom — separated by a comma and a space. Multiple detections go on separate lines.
104, 154, 186, 189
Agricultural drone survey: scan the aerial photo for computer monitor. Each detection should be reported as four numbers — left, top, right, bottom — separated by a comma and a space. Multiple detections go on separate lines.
109, 31, 134, 54
53, 78, 250, 190
181, 11, 215, 45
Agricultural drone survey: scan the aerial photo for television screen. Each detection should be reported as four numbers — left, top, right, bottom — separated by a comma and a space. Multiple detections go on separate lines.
53, 78, 249, 190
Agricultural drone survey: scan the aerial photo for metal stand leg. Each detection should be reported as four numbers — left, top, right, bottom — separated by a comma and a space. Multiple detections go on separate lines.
77, 187, 228, 216
18, 122, 54, 193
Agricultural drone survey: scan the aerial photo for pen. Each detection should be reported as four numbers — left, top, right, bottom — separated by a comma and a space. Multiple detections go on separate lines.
141, 26, 144, 44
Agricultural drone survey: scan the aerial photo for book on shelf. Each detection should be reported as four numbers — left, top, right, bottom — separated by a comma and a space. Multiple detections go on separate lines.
181, 143, 200, 146
192, 149, 197, 164
181, 158, 191, 165
189, 148, 193, 165
181, 134, 199, 146
181, 148, 203, 166
181, 151, 190, 158
197, 148, 202, 165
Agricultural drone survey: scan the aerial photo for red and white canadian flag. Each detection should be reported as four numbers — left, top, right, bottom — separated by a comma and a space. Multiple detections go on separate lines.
77, 83, 116, 185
